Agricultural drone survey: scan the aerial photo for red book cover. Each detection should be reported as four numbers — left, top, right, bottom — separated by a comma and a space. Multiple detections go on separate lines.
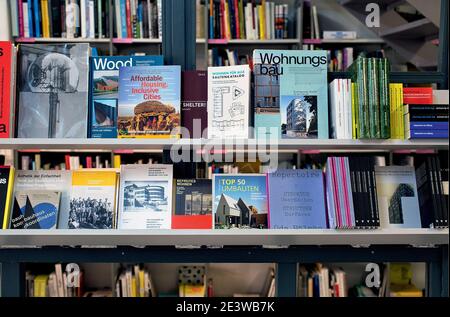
403, 87, 433, 105
181, 71, 207, 138
65, 155, 71, 170
18, 0, 24, 37
86, 156, 93, 169
126, 0, 132, 38
234, 0, 240, 39
0, 42, 12, 138
220, 0, 225, 39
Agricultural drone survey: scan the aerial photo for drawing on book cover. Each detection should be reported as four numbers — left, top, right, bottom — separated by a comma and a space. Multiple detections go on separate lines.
69, 197, 114, 229
212, 86, 245, 131
281, 95, 318, 138
123, 181, 169, 213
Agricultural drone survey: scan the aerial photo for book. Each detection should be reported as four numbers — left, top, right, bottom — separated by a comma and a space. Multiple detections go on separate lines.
89, 55, 164, 138
0, 166, 15, 229
375, 166, 421, 228
253, 50, 329, 139
173, 179, 213, 229
267, 169, 327, 229
322, 31, 357, 39
207, 65, 251, 139
0, 42, 14, 138
213, 174, 268, 229
10, 190, 61, 229
118, 164, 173, 229
118, 66, 181, 138
69, 170, 118, 229
406, 130, 449, 139
16, 43, 89, 138
181, 71, 208, 139
403, 87, 433, 105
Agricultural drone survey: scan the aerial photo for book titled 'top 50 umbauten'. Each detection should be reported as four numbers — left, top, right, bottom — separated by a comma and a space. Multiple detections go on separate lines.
88, 55, 164, 138
253, 50, 329, 139
118, 65, 181, 138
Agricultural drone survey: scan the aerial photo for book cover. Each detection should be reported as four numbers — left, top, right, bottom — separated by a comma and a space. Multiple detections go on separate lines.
268, 169, 327, 229
69, 170, 117, 229
253, 50, 329, 139
403, 87, 433, 105
10, 190, 61, 229
0, 166, 15, 229
0, 42, 13, 138
213, 174, 268, 229
207, 65, 251, 139
89, 55, 164, 138
14, 170, 72, 229
375, 166, 421, 228
181, 71, 208, 139
173, 179, 212, 229
16, 44, 89, 138
406, 130, 448, 139
118, 66, 181, 138
118, 164, 173, 229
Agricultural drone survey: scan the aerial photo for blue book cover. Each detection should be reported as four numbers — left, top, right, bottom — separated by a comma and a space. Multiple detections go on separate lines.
408, 122, 449, 130
118, 65, 181, 138
213, 174, 268, 229
407, 129, 449, 139
28, 0, 34, 37
89, 56, 163, 138
253, 50, 329, 139
34, 0, 41, 37
267, 169, 327, 229
120, 0, 128, 38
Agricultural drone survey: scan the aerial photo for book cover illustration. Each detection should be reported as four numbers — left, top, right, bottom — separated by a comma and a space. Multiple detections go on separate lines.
253, 50, 329, 139
181, 71, 208, 138
89, 56, 164, 138
13, 170, 72, 229
267, 169, 327, 229
10, 191, 61, 229
213, 174, 268, 229
69, 171, 117, 229
207, 65, 251, 139
16, 43, 89, 138
118, 65, 181, 138
375, 166, 422, 228
119, 164, 173, 229
173, 179, 212, 229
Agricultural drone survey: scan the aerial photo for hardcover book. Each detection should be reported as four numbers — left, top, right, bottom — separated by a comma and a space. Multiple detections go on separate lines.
267, 169, 327, 229
118, 164, 173, 229
10, 191, 61, 229
69, 170, 118, 229
16, 44, 89, 138
0, 42, 14, 138
173, 179, 212, 229
0, 166, 15, 229
89, 55, 164, 138
14, 170, 72, 229
181, 71, 208, 138
213, 174, 268, 229
118, 65, 181, 138
375, 166, 422, 228
207, 65, 251, 139
253, 50, 329, 139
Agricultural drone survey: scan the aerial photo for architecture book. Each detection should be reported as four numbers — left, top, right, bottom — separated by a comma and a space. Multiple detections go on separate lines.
118, 164, 173, 229
0, 42, 14, 138
16, 43, 89, 138
181, 71, 208, 138
0, 166, 15, 229
88, 55, 164, 138
213, 174, 268, 229
13, 170, 72, 229
10, 191, 61, 229
118, 65, 181, 138
267, 169, 327, 229
253, 50, 329, 139
69, 170, 118, 229
375, 166, 422, 228
173, 179, 212, 229
207, 65, 251, 139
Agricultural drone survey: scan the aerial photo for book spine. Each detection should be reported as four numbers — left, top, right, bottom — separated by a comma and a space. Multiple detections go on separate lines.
0, 43, 12, 138
434, 157, 448, 227
407, 121, 449, 130
367, 58, 380, 138
125, 0, 132, 38
356, 58, 369, 139
407, 130, 449, 139
238, 0, 245, 39
18, 0, 25, 37
378, 58, 390, 139
34, 0, 42, 37
429, 157, 443, 227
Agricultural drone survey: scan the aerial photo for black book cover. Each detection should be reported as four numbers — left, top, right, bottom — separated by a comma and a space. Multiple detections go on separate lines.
0, 167, 12, 227
228, 0, 236, 39
428, 156, 443, 227
104, 0, 110, 37
94, 0, 99, 38
432, 156, 447, 227
415, 158, 440, 228
50, 0, 62, 37
142, 0, 149, 38
348, 157, 361, 228
369, 157, 381, 227
364, 157, 376, 228
359, 157, 370, 228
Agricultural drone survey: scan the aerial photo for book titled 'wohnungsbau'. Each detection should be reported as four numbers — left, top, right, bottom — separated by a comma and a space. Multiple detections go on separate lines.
253, 50, 329, 139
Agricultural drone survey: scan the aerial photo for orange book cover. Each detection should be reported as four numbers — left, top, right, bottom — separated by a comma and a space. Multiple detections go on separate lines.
0, 42, 12, 138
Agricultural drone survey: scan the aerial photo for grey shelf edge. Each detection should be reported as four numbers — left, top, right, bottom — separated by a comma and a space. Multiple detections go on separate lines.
14, 37, 111, 43
0, 139, 448, 151
0, 229, 447, 247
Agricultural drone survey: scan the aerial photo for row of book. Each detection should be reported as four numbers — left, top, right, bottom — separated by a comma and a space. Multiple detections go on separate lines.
298, 264, 346, 298
0, 155, 447, 231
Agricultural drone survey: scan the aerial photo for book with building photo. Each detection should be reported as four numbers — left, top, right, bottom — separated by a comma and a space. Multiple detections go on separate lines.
118, 164, 173, 229
213, 174, 268, 229
253, 50, 329, 139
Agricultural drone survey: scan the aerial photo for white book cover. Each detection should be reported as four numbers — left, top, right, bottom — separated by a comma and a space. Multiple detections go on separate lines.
114, 0, 122, 38
118, 164, 173, 229
207, 65, 251, 139
23, 3, 30, 38
80, 0, 87, 38
88, 0, 95, 38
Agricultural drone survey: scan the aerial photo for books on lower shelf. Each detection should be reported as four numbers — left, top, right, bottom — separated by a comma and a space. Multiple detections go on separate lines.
298, 264, 347, 297
116, 264, 157, 297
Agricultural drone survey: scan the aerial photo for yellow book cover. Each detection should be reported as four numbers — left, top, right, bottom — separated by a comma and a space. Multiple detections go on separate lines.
390, 284, 423, 297
259, 4, 266, 40
183, 284, 206, 297
398, 84, 405, 139
41, 0, 50, 38
389, 84, 396, 139
224, 1, 231, 40
131, 277, 137, 297
1, 166, 15, 229
139, 270, 145, 297
113, 155, 122, 169
34, 275, 49, 297
351, 82, 357, 139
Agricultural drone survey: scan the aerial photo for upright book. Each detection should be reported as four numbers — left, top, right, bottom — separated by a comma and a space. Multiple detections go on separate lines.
0, 166, 15, 229
89, 55, 164, 138
253, 50, 329, 139
118, 164, 173, 229
16, 43, 90, 138
0, 42, 14, 138
207, 65, 251, 139
213, 174, 268, 229
118, 65, 181, 138
181, 71, 208, 138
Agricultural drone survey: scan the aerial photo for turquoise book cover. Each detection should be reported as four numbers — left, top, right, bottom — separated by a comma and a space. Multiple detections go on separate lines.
253, 50, 329, 139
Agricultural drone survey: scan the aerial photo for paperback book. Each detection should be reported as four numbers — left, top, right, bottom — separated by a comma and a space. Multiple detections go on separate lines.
0, 42, 14, 138
181, 71, 208, 138
0, 166, 15, 229
118, 65, 181, 138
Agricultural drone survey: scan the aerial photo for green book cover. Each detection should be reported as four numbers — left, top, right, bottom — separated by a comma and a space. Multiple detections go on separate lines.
239, 0, 245, 39
356, 58, 369, 139
367, 58, 380, 138
378, 58, 391, 139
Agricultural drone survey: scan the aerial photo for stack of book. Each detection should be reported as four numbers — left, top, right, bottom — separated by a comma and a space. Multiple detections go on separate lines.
327, 48, 354, 72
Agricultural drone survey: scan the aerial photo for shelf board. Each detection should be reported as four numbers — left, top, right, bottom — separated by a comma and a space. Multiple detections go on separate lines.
0, 229, 447, 247
112, 38, 162, 44
206, 39, 299, 45
0, 139, 448, 151
303, 38, 385, 45
14, 37, 110, 43
379, 18, 438, 39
